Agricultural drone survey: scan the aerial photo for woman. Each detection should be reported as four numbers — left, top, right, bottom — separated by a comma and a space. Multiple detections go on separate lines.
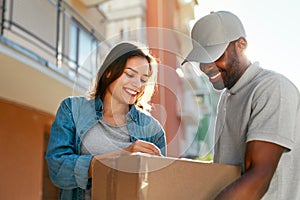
46, 42, 166, 199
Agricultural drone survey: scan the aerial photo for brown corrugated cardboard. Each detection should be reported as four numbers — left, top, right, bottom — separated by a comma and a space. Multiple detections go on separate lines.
92, 152, 240, 200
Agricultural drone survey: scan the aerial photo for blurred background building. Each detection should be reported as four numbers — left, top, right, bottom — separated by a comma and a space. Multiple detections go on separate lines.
0, 0, 219, 199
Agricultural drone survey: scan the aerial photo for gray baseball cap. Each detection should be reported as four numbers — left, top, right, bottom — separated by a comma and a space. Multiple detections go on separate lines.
182, 11, 246, 64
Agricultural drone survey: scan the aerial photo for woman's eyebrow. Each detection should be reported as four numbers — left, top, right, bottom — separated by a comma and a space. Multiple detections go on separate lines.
125, 67, 150, 77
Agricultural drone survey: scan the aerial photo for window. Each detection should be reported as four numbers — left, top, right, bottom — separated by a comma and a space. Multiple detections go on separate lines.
68, 20, 99, 81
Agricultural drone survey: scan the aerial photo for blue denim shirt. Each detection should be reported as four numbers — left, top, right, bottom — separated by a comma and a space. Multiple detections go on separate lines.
45, 96, 166, 200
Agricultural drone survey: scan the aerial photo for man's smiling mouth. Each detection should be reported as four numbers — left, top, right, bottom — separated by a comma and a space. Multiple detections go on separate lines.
209, 72, 221, 82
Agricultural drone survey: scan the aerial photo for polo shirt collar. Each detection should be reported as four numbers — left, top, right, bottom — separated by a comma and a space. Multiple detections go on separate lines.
228, 61, 262, 94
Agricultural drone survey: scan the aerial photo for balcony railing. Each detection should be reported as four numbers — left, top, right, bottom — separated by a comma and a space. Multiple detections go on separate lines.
0, 0, 111, 89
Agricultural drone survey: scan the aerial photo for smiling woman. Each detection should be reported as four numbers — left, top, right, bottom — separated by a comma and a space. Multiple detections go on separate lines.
90, 42, 157, 111
45, 42, 166, 200
106, 56, 151, 108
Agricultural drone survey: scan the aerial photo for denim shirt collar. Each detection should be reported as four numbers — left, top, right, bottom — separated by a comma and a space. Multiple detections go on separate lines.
94, 97, 103, 119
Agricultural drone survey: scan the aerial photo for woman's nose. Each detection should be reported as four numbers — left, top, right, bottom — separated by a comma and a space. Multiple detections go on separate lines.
132, 77, 143, 88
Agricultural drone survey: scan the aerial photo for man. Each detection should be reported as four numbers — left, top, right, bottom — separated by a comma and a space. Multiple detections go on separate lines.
182, 11, 300, 199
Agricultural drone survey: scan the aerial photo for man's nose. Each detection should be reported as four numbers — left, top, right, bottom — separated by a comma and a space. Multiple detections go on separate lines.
199, 63, 216, 72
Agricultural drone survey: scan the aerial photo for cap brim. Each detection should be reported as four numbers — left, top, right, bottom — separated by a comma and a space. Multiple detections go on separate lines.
182, 42, 229, 65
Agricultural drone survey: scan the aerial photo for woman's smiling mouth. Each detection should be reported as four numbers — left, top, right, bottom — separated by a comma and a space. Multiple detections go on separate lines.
124, 88, 138, 95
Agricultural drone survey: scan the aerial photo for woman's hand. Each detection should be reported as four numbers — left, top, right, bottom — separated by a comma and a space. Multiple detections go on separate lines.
124, 140, 162, 156
88, 140, 162, 178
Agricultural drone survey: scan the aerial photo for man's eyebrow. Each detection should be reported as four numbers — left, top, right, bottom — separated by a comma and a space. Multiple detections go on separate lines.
125, 67, 150, 77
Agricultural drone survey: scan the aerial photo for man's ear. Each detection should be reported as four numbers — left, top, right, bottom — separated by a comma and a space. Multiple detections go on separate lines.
106, 71, 111, 78
237, 37, 247, 50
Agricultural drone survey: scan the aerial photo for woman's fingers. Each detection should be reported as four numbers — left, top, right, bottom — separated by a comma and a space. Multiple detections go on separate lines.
125, 140, 162, 156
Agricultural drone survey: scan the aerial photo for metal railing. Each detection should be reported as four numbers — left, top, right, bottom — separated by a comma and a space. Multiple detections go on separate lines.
0, 0, 110, 88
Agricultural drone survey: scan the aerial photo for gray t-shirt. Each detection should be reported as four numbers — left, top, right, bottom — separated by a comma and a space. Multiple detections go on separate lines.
81, 120, 132, 199
81, 120, 131, 155
213, 62, 300, 199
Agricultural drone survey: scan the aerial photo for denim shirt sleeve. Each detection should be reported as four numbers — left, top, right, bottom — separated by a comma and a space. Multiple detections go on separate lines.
155, 128, 167, 156
150, 125, 167, 156
128, 107, 167, 156
45, 98, 93, 190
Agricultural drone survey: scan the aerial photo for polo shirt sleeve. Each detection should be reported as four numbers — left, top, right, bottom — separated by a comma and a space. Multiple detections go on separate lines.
246, 75, 299, 151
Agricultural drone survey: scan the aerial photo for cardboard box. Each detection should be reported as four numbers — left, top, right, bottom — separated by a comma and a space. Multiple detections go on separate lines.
92, 153, 240, 200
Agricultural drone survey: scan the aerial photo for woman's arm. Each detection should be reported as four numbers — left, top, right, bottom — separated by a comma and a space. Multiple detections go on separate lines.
45, 98, 93, 190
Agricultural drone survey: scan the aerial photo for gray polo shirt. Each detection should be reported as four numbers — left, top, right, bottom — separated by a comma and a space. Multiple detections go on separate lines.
213, 62, 300, 199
